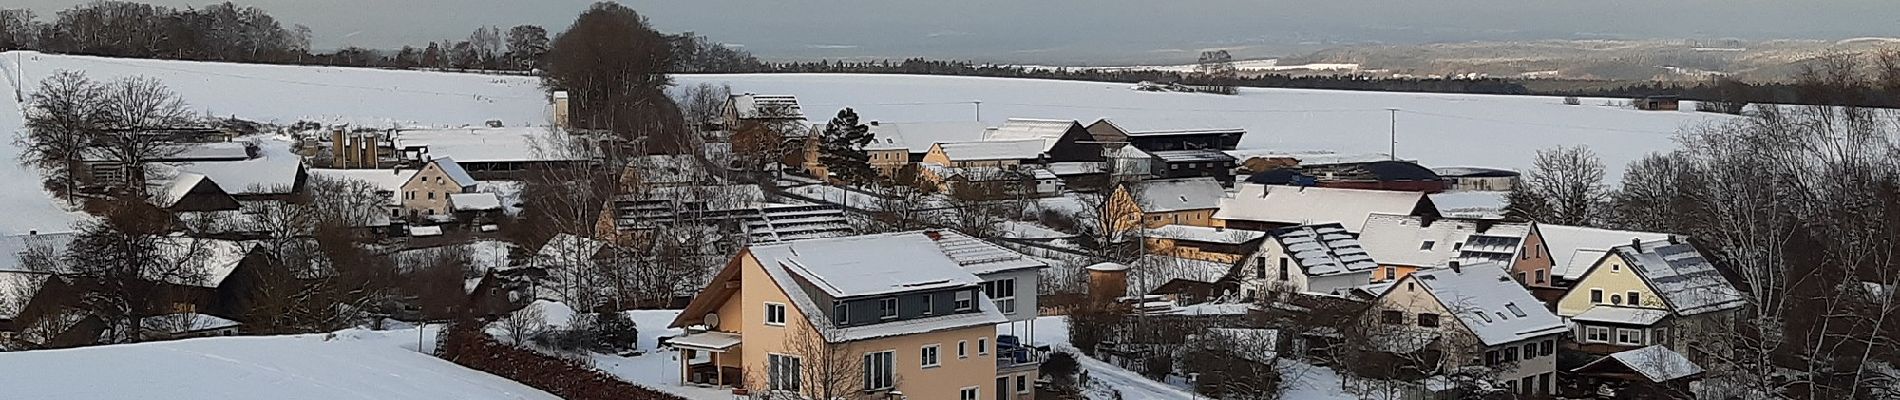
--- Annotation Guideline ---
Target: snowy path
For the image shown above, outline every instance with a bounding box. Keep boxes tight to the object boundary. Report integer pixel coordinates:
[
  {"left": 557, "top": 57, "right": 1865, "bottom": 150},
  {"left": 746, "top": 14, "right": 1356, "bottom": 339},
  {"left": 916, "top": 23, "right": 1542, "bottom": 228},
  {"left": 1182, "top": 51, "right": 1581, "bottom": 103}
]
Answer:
[{"left": 0, "top": 54, "right": 91, "bottom": 236}]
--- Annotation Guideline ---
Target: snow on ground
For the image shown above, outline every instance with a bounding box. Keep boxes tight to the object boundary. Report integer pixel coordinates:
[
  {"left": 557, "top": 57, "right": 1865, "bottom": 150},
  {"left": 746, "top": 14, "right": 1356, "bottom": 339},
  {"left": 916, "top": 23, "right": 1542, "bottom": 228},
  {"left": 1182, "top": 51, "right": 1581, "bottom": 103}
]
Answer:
[
  {"left": 2, "top": 51, "right": 549, "bottom": 127},
  {"left": 999, "top": 220, "right": 1073, "bottom": 239},
  {"left": 0, "top": 326, "right": 559, "bottom": 400},
  {"left": 678, "top": 73, "right": 1736, "bottom": 180},
  {"left": 1019, "top": 315, "right": 1360, "bottom": 400}
]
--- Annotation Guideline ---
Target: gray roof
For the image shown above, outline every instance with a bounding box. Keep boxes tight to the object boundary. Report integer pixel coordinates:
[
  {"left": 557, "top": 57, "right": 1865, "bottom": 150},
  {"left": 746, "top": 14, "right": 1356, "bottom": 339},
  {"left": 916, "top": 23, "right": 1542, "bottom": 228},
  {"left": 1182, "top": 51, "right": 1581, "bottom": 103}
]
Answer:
[
  {"left": 730, "top": 94, "right": 805, "bottom": 120},
  {"left": 1407, "top": 263, "right": 1568, "bottom": 346},
  {"left": 1125, "top": 177, "right": 1225, "bottom": 213},
  {"left": 1356, "top": 213, "right": 1530, "bottom": 268},
  {"left": 1572, "top": 305, "right": 1670, "bottom": 326},
  {"left": 1580, "top": 345, "right": 1704, "bottom": 382},
  {"left": 1539, "top": 224, "right": 1671, "bottom": 279},
  {"left": 749, "top": 232, "right": 1009, "bottom": 342},
  {"left": 431, "top": 157, "right": 477, "bottom": 187},
  {"left": 1216, "top": 184, "right": 1432, "bottom": 233},
  {"left": 864, "top": 121, "right": 990, "bottom": 152},
  {"left": 928, "top": 230, "right": 1047, "bottom": 276},
  {"left": 933, "top": 139, "right": 1046, "bottom": 161},
  {"left": 1608, "top": 240, "right": 1745, "bottom": 316},
  {"left": 1266, "top": 223, "right": 1378, "bottom": 276},
  {"left": 982, "top": 118, "right": 1076, "bottom": 152}
]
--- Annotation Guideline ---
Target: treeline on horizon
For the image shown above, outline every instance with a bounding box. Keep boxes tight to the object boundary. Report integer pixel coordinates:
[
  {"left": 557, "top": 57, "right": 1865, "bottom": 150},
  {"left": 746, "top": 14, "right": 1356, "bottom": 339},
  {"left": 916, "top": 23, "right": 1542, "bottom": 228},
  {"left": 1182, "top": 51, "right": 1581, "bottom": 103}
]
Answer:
[{"left": 3, "top": 1, "right": 1897, "bottom": 108}]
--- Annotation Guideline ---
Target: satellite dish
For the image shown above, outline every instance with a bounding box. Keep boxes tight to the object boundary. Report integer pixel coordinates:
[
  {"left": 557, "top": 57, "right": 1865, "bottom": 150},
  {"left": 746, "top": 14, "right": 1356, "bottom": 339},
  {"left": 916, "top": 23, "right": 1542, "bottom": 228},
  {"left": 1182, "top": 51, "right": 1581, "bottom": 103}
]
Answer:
[{"left": 703, "top": 313, "right": 721, "bottom": 328}]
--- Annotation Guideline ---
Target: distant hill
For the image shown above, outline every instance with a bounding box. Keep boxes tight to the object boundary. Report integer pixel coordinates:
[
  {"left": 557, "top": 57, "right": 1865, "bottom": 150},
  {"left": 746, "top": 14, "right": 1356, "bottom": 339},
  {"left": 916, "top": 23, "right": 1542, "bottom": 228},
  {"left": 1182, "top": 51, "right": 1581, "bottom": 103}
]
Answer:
[{"left": 1269, "top": 38, "right": 1900, "bottom": 81}]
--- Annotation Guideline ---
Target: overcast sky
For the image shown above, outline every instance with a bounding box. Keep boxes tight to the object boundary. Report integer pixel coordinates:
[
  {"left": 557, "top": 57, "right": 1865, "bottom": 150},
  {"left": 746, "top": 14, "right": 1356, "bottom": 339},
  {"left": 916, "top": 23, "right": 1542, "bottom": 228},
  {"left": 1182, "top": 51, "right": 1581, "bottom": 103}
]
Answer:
[{"left": 14, "top": 0, "right": 1900, "bottom": 64}]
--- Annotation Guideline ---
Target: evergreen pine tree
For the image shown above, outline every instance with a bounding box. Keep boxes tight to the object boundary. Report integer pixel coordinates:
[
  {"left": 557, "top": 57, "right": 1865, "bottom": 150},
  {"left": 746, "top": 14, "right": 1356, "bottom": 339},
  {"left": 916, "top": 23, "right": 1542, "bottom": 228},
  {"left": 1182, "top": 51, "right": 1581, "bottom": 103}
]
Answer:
[{"left": 818, "top": 108, "right": 876, "bottom": 185}]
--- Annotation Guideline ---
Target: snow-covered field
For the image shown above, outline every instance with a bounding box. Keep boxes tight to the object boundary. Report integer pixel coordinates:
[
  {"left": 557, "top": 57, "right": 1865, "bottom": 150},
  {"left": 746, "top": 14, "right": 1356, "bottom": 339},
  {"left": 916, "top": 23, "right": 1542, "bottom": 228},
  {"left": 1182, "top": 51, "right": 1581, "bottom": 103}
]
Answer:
[
  {"left": 0, "top": 327, "right": 559, "bottom": 400},
  {"left": 678, "top": 73, "right": 1735, "bottom": 180}
]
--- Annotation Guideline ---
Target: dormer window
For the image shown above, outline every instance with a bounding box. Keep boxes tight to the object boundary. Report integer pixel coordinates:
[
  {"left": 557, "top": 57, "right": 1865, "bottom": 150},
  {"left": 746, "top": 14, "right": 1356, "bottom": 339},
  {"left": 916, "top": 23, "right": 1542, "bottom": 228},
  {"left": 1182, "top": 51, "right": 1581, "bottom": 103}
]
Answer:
[
  {"left": 954, "top": 291, "right": 973, "bottom": 311},
  {"left": 1420, "top": 241, "right": 1435, "bottom": 250},
  {"left": 879, "top": 298, "right": 898, "bottom": 319}
]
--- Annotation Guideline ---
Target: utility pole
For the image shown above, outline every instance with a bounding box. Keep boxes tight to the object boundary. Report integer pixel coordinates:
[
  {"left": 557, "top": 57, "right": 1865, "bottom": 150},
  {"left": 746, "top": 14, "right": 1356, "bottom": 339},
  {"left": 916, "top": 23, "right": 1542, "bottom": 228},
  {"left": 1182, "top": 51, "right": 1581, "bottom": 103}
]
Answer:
[
  {"left": 973, "top": 100, "right": 982, "bottom": 122},
  {"left": 1386, "top": 108, "right": 1400, "bottom": 161}
]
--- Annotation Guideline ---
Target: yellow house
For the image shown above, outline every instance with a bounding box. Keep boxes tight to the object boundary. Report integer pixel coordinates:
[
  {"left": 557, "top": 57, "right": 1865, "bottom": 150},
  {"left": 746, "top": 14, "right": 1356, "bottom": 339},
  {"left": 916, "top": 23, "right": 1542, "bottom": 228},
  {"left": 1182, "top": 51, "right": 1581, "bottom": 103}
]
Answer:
[
  {"left": 399, "top": 157, "right": 476, "bottom": 219},
  {"left": 669, "top": 232, "right": 1039, "bottom": 400},
  {"left": 1372, "top": 262, "right": 1568, "bottom": 396},
  {"left": 1104, "top": 177, "right": 1225, "bottom": 238},
  {"left": 1555, "top": 239, "right": 1743, "bottom": 361}
]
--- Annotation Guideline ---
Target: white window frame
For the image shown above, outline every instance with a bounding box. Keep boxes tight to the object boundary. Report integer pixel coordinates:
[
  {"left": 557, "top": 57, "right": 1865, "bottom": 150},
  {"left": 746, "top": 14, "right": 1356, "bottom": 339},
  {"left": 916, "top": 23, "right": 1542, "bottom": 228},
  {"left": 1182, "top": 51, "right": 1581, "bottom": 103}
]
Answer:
[
  {"left": 984, "top": 278, "right": 1018, "bottom": 315},
  {"left": 1017, "top": 374, "right": 1030, "bottom": 393},
  {"left": 1585, "top": 326, "right": 1611, "bottom": 343},
  {"left": 958, "top": 340, "right": 968, "bottom": 358},
  {"left": 978, "top": 337, "right": 989, "bottom": 355},
  {"left": 1615, "top": 328, "right": 1644, "bottom": 346},
  {"left": 864, "top": 350, "right": 895, "bottom": 390},
  {"left": 767, "top": 353, "right": 802, "bottom": 392},
  {"left": 959, "top": 386, "right": 980, "bottom": 400},
  {"left": 764, "top": 302, "right": 786, "bottom": 326},
  {"left": 954, "top": 290, "right": 973, "bottom": 311},
  {"left": 879, "top": 298, "right": 898, "bottom": 319},
  {"left": 921, "top": 344, "right": 941, "bottom": 368}
]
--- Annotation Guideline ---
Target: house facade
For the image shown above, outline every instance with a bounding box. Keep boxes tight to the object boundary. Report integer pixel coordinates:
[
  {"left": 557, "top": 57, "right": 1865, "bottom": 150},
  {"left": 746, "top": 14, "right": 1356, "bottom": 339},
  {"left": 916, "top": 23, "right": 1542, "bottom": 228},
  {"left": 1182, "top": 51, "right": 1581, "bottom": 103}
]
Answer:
[
  {"left": 1537, "top": 224, "right": 1671, "bottom": 289},
  {"left": 1373, "top": 263, "right": 1568, "bottom": 396},
  {"left": 399, "top": 157, "right": 477, "bottom": 219},
  {"left": 1235, "top": 223, "right": 1378, "bottom": 300},
  {"left": 1555, "top": 239, "right": 1743, "bottom": 364},
  {"left": 668, "top": 231, "right": 1038, "bottom": 400},
  {"left": 1214, "top": 184, "right": 1440, "bottom": 233},
  {"left": 1355, "top": 214, "right": 1542, "bottom": 284},
  {"left": 1103, "top": 177, "right": 1225, "bottom": 237},
  {"left": 1141, "top": 225, "right": 1264, "bottom": 264}
]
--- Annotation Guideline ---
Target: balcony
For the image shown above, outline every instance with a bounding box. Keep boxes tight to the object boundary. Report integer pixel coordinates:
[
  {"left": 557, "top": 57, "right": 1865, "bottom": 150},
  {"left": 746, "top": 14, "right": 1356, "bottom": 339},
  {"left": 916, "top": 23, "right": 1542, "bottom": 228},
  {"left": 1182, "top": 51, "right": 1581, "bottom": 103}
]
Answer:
[{"left": 996, "top": 335, "right": 1046, "bottom": 372}]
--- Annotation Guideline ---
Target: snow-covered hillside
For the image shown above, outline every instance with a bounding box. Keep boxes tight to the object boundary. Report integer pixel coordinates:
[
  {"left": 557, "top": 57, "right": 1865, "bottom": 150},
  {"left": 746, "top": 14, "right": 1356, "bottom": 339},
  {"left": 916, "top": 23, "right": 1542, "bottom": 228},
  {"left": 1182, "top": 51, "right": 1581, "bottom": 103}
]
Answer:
[
  {"left": 677, "top": 74, "right": 1735, "bottom": 179},
  {"left": 0, "top": 328, "right": 560, "bottom": 400}
]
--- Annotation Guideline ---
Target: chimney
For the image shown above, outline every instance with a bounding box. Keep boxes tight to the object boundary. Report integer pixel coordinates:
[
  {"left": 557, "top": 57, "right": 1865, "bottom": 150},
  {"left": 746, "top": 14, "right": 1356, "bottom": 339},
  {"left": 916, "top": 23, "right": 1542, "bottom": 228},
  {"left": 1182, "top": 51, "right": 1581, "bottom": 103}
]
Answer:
[
  {"left": 1668, "top": 235, "right": 1679, "bottom": 245},
  {"left": 1631, "top": 238, "right": 1642, "bottom": 249},
  {"left": 923, "top": 230, "right": 943, "bottom": 241},
  {"left": 1449, "top": 260, "right": 1462, "bottom": 273},
  {"left": 28, "top": 230, "right": 37, "bottom": 236}
]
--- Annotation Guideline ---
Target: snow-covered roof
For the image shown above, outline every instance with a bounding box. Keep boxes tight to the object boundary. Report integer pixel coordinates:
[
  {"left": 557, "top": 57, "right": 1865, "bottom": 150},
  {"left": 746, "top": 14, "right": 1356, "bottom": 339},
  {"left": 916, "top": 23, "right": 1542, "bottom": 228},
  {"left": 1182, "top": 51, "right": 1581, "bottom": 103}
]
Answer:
[
  {"left": 0, "top": 232, "right": 76, "bottom": 273},
  {"left": 864, "top": 121, "right": 990, "bottom": 152},
  {"left": 1086, "top": 262, "right": 1130, "bottom": 272},
  {"left": 1431, "top": 166, "right": 1519, "bottom": 178},
  {"left": 1356, "top": 213, "right": 1529, "bottom": 268},
  {"left": 1215, "top": 184, "right": 1432, "bottom": 233},
  {"left": 395, "top": 127, "right": 589, "bottom": 163},
  {"left": 1150, "top": 149, "right": 1236, "bottom": 163},
  {"left": 933, "top": 139, "right": 1045, "bottom": 161},
  {"left": 408, "top": 226, "right": 443, "bottom": 237},
  {"left": 745, "top": 204, "right": 856, "bottom": 244},
  {"left": 1223, "top": 150, "right": 1394, "bottom": 166},
  {"left": 149, "top": 238, "right": 253, "bottom": 288},
  {"left": 1046, "top": 162, "right": 1104, "bottom": 176},
  {"left": 1429, "top": 191, "right": 1509, "bottom": 219},
  {"left": 1608, "top": 240, "right": 1744, "bottom": 316},
  {"left": 159, "top": 139, "right": 304, "bottom": 196},
  {"left": 746, "top": 231, "right": 1009, "bottom": 342},
  {"left": 154, "top": 173, "right": 214, "bottom": 208},
  {"left": 535, "top": 233, "right": 609, "bottom": 262},
  {"left": 669, "top": 331, "right": 743, "bottom": 350},
  {"left": 1579, "top": 345, "right": 1704, "bottom": 382},
  {"left": 0, "top": 271, "right": 51, "bottom": 320},
  {"left": 429, "top": 157, "right": 478, "bottom": 187},
  {"left": 1572, "top": 305, "right": 1670, "bottom": 326},
  {"left": 982, "top": 118, "right": 1076, "bottom": 152},
  {"left": 1266, "top": 223, "right": 1378, "bottom": 277},
  {"left": 1129, "top": 255, "right": 1233, "bottom": 295},
  {"left": 755, "top": 232, "right": 985, "bottom": 299},
  {"left": 927, "top": 230, "right": 1047, "bottom": 275},
  {"left": 163, "top": 142, "right": 252, "bottom": 161},
  {"left": 1540, "top": 224, "right": 1671, "bottom": 279},
  {"left": 448, "top": 192, "right": 502, "bottom": 211},
  {"left": 308, "top": 168, "right": 415, "bottom": 205},
  {"left": 1146, "top": 225, "right": 1265, "bottom": 244},
  {"left": 1406, "top": 263, "right": 1567, "bottom": 347},
  {"left": 1124, "top": 177, "right": 1225, "bottom": 213},
  {"left": 1097, "top": 118, "right": 1247, "bottom": 138},
  {"left": 729, "top": 94, "right": 805, "bottom": 120},
  {"left": 625, "top": 154, "right": 712, "bottom": 184},
  {"left": 141, "top": 313, "right": 242, "bottom": 334}
]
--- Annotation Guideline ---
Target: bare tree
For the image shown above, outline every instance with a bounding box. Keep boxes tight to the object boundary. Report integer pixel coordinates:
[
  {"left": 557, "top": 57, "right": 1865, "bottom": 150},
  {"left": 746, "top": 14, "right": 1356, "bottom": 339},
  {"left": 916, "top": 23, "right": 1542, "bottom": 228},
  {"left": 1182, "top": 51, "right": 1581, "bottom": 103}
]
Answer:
[
  {"left": 50, "top": 200, "right": 221, "bottom": 343},
  {"left": 1182, "top": 328, "right": 1286, "bottom": 400},
  {"left": 1611, "top": 152, "right": 1701, "bottom": 232},
  {"left": 759, "top": 320, "right": 874, "bottom": 400},
  {"left": 20, "top": 70, "right": 107, "bottom": 202},
  {"left": 94, "top": 76, "right": 193, "bottom": 196},
  {"left": 1523, "top": 145, "right": 1609, "bottom": 226},
  {"left": 671, "top": 82, "right": 730, "bottom": 135},
  {"left": 494, "top": 302, "right": 548, "bottom": 344}
]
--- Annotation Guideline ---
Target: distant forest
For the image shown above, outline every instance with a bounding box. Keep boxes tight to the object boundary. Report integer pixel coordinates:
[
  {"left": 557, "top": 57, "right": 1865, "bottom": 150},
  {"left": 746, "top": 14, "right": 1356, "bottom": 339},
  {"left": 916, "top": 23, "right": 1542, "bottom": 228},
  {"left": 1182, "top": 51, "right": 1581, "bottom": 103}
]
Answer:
[{"left": 3, "top": 1, "right": 1896, "bottom": 108}]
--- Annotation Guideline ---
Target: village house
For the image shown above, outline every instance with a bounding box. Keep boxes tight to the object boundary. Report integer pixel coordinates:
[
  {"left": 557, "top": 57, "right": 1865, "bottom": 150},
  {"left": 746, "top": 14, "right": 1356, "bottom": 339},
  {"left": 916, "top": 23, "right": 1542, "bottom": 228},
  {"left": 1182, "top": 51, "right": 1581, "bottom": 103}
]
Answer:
[
  {"left": 1103, "top": 177, "right": 1226, "bottom": 238},
  {"left": 1370, "top": 262, "right": 1569, "bottom": 397},
  {"left": 981, "top": 118, "right": 1102, "bottom": 163},
  {"left": 399, "top": 157, "right": 478, "bottom": 220},
  {"left": 724, "top": 94, "right": 809, "bottom": 172},
  {"left": 594, "top": 183, "right": 768, "bottom": 242},
  {"left": 723, "top": 93, "right": 806, "bottom": 133},
  {"left": 1536, "top": 224, "right": 1671, "bottom": 289},
  {"left": 620, "top": 154, "right": 719, "bottom": 189},
  {"left": 1432, "top": 166, "right": 1520, "bottom": 192},
  {"left": 1142, "top": 225, "right": 1265, "bottom": 264},
  {"left": 917, "top": 140, "right": 1048, "bottom": 198},
  {"left": 667, "top": 231, "right": 1040, "bottom": 400},
  {"left": 1567, "top": 344, "right": 1705, "bottom": 397},
  {"left": 1084, "top": 118, "right": 1245, "bottom": 152},
  {"left": 393, "top": 127, "right": 592, "bottom": 175},
  {"left": 1127, "top": 255, "right": 1237, "bottom": 305},
  {"left": 852, "top": 121, "right": 991, "bottom": 178},
  {"left": 1234, "top": 222, "right": 1379, "bottom": 299},
  {"left": 1554, "top": 239, "right": 1743, "bottom": 364},
  {"left": 1355, "top": 213, "right": 1543, "bottom": 284},
  {"left": 1214, "top": 184, "right": 1440, "bottom": 233}
]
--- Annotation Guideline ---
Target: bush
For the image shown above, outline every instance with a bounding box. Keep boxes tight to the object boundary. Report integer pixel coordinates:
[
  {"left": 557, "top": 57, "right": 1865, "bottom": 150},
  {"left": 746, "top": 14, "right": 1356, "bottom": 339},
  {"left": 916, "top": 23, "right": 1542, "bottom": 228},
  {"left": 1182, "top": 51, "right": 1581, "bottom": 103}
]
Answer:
[
  {"left": 1696, "top": 100, "right": 1747, "bottom": 115},
  {"left": 1043, "top": 351, "right": 1080, "bottom": 385},
  {"left": 591, "top": 311, "right": 639, "bottom": 353},
  {"left": 1562, "top": 96, "right": 1581, "bottom": 105}
]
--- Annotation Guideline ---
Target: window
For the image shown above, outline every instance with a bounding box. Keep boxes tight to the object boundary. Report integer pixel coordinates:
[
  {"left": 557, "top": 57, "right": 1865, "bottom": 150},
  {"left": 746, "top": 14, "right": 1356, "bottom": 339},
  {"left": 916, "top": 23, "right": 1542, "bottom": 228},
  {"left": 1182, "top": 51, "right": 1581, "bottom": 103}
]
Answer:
[
  {"left": 835, "top": 303, "right": 849, "bottom": 325},
  {"left": 1503, "top": 347, "right": 1518, "bottom": 362},
  {"left": 1535, "top": 269, "right": 1547, "bottom": 284},
  {"left": 1523, "top": 342, "right": 1537, "bottom": 359},
  {"left": 1585, "top": 326, "right": 1611, "bottom": 343},
  {"left": 1417, "top": 313, "right": 1440, "bottom": 328},
  {"left": 879, "top": 298, "right": 898, "bottom": 319},
  {"left": 1590, "top": 289, "right": 1604, "bottom": 303},
  {"left": 1628, "top": 291, "right": 1641, "bottom": 306},
  {"left": 1420, "top": 241, "right": 1435, "bottom": 250},
  {"left": 765, "top": 303, "right": 786, "bottom": 326},
  {"left": 955, "top": 291, "right": 973, "bottom": 311},
  {"left": 1539, "top": 372, "right": 1552, "bottom": 395},
  {"left": 1521, "top": 376, "right": 1535, "bottom": 395},
  {"left": 1017, "top": 375, "right": 1029, "bottom": 393},
  {"left": 921, "top": 344, "right": 941, "bottom": 368},
  {"left": 978, "top": 337, "right": 989, "bottom": 355},
  {"left": 1610, "top": 294, "right": 1623, "bottom": 305},
  {"left": 1541, "top": 340, "right": 1554, "bottom": 356},
  {"left": 1277, "top": 258, "right": 1289, "bottom": 281},
  {"left": 864, "top": 351, "right": 895, "bottom": 390},
  {"left": 959, "top": 387, "right": 979, "bottom": 400},
  {"left": 1254, "top": 259, "right": 1265, "bottom": 279},
  {"left": 1652, "top": 328, "right": 1669, "bottom": 345},
  {"left": 1453, "top": 242, "right": 1464, "bottom": 250},
  {"left": 1516, "top": 272, "right": 1527, "bottom": 283},
  {"left": 1612, "top": 262, "right": 1621, "bottom": 272},
  {"left": 1382, "top": 310, "right": 1404, "bottom": 324},
  {"left": 983, "top": 279, "right": 1018, "bottom": 314},
  {"left": 1485, "top": 350, "right": 1499, "bottom": 366},
  {"left": 1385, "top": 266, "right": 1398, "bottom": 281},
  {"left": 427, "top": 192, "right": 435, "bottom": 200},
  {"left": 921, "top": 295, "right": 934, "bottom": 315},
  {"left": 958, "top": 340, "right": 968, "bottom": 358},
  {"left": 768, "top": 354, "right": 802, "bottom": 392},
  {"left": 1616, "top": 328, "right": 1644, "bottom": 346}
]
